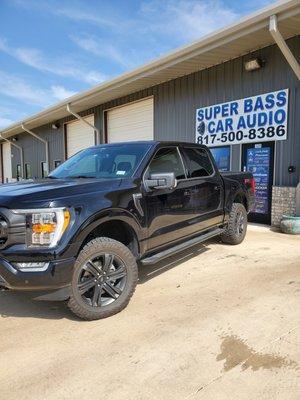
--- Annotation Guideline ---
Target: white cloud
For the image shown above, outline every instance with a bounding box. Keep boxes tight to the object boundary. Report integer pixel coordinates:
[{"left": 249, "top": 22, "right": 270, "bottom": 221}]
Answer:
[
  {"left": 50, "top": 85, "right": 76, "bottom": 101},
  {"left": 139, "top": 0, "right": 239, "bottom": 42},
  {"left": 0, "top": 70, "right": 76, "bottom": 107},
  {"left": 70, "top": 35, "right": 134, "bottom": 69},
  {"left": 0, "top": 38, "right": 106, "bottom": 85},
  {"left": 13, "top": 0, "right": 124, "bottom": 30},
  {"left": 0, "top": 116, "right": 15, "bottom": 129}
]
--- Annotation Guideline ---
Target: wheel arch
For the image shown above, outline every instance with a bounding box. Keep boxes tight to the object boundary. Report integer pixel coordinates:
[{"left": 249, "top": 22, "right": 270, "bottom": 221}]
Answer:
[
  {"left": 71, "top": 209, "right": 143, "bottom": 258},
  {"left": 232, "top": 191, "right": 249, "bottom": 212}
]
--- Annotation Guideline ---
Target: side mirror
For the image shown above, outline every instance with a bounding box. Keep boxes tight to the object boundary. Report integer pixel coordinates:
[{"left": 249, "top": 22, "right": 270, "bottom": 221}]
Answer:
[{"left": 144, "top": 172, "right": 176, "bottom": 191}]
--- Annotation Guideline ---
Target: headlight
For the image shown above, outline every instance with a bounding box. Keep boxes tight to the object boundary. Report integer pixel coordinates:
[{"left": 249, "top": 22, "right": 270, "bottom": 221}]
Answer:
[{"left": 12, "top": 208, "right": 71, "bottom": 248}]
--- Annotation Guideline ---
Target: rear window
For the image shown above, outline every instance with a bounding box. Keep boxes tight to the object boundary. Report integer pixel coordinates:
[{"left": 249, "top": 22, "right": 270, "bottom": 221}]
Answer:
[{"left": 182, "top": 147, "right": 214, "bottom": 178}]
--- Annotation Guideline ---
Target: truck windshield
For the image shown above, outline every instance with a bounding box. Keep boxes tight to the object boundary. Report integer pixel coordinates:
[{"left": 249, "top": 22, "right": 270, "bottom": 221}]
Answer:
[{"left": 49, "top": 143, "right": 152, "bottom": 179}]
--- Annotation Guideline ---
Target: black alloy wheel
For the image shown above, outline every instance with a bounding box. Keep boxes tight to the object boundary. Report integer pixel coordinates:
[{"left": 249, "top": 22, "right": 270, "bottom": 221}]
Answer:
[
  {"left": 68, "top": 237, "right": 138, "bottom": 320},
  {"left": 77, "top": 253, "right": 127, "bottom": 307}
]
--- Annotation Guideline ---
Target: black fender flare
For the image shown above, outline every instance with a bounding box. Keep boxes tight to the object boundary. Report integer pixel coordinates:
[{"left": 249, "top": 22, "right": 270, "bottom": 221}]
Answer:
[
  {"left": 226, "top": 189, "right": 248, "bottom": 215},
  {"left": 68, "top": 208, "right": 144, "bottom": 255}
]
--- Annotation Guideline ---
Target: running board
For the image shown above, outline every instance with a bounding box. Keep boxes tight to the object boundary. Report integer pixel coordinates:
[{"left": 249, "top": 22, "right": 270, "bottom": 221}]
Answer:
[{"left": 140, "top": 228, "right": 224, "bottom": 265}]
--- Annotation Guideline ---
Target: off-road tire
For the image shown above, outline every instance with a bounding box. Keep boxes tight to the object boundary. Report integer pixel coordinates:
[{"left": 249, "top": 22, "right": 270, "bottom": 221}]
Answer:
[
  {"left": 220, "top": 203, "right": 247, "bottom": 245},
  {"left": 68, "top": 237, "right": 138, "bottom": 320}
]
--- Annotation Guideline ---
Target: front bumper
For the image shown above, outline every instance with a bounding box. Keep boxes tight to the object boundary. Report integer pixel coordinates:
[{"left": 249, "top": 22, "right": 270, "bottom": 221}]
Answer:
[{"left": 0, "top": 257, "right": 75, "bottom": 291}]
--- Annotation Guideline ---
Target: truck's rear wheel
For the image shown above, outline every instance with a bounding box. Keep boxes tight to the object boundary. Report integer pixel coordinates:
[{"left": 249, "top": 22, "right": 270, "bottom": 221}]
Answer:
[
  {"left": 68, "top": 237, "right": 138, "bottom": 320},
  {"left": 221, "top": 203, "right": 247, "bottom": 245}
]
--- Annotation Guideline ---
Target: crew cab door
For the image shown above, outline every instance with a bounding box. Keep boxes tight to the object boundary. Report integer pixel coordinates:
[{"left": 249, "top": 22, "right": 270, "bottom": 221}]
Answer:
[
  {"left": 143, "top": 146, "right": 192, "bottom": 251},
  {"left": 180, "top": 146, "right": 224, "bottom": 231}
]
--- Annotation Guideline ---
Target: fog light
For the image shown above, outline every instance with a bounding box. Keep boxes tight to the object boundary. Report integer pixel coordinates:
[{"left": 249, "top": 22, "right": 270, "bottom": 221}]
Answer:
[{"left": 14, "top": 262, "right": 50, "bottom": 272}]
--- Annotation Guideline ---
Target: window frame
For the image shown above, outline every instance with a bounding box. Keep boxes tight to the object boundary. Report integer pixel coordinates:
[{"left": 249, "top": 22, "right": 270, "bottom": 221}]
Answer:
[
  {"left": 16, "top": 164, "right": 21, "bottom": 181},
  {"left": 54, "top": 160, "right": 61, "bottom": 169},
  {"left": 41, "top": 161, "right": 48, "bottom": 178},
  {"left": 179, "top": 146, "right": 216, "bottom": 180},
  {"left": 143, "top": 146, "right": 187, "bottom": 184},
  {"left": 25, "top": 163, "right": 31, "bottom": 179}
]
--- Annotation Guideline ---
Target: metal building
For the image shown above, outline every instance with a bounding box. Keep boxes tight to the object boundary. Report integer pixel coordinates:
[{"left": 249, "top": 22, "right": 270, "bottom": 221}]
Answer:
[{"left": 0, "top": 0, "right": 299, "bottom": 226}]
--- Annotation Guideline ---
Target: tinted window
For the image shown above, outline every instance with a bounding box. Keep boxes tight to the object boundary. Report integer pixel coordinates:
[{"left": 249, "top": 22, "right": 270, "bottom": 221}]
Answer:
[
  {"left": 49, "top": 143, "right": 151, "bottom": 179},
  {"left": 183, "top": 148, "right": 214, "bottom": 178},
  {"left": 147, "top": 147, "right": 185, "bottom": 180}
]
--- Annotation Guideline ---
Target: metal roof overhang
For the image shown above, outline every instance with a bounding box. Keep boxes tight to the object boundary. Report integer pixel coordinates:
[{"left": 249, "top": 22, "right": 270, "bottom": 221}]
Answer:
[{"left": 1, "top": 0, "right": 300, "bottom": 138}]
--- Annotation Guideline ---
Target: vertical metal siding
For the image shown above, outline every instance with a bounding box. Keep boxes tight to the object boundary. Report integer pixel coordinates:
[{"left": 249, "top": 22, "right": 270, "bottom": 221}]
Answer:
[
  {"left": 153, "top": 35, "right": 300, "bottom": 186},
  {"left": 9, "top": 36, "right": 299, "bottom": 185}
]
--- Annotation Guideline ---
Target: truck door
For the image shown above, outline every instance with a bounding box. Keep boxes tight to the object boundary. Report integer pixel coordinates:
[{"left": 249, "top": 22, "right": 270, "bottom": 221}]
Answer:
[
  {"left": 180, "top": 146, "right": 224, "bottom": 231},
  {"left": 144, "top": 146, "right": 194, "bottom": 251}
]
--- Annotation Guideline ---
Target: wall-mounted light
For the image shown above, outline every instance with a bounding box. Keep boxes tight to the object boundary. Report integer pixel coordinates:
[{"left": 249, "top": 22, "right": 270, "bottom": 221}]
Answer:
[
  {"left": 51, "top": 122, "right": 60, "bottom": 130},
  {"left": 12, "top": 137, "right": 18, "bottom": 142},
  {"left": 244, "top": 58, "right": 264, "bottom": 72}
]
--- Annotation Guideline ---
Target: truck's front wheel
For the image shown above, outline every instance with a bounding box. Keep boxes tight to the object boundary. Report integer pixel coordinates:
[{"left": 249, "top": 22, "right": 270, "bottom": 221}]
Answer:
[
  {"left": 220, "top": 203, "right": 247, "bottom": 245},
  {"left": 68, "top": 237, "right": 138, "bottom": 320}
]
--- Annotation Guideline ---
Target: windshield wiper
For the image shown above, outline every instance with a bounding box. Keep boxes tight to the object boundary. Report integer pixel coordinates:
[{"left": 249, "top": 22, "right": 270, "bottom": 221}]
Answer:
[{"left": 69, "top": 175, "right": 95, "bottom": 179}]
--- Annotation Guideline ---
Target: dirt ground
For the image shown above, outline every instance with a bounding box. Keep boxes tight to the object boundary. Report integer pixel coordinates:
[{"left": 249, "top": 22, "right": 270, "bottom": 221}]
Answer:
[{"left": 0, "top": 224, "right": 299, "bottom": 400}]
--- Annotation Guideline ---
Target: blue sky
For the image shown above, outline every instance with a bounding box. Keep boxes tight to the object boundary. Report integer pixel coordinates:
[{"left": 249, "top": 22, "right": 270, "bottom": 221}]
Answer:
[{"left": 0, "top": 0, "right": 275, "bottom": 128}]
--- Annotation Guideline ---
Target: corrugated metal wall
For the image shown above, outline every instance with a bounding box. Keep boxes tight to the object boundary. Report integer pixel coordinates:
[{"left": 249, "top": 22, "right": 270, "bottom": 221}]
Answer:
[
  {"left": 152, "top": 35, "right": 300, "bottom": 186},
  {"left": 10, "top": 35, "right": 300, "bottom": 186}
]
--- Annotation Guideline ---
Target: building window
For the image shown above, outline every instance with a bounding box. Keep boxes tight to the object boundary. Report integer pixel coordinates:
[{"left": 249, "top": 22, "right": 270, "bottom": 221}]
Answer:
[
  {"left": 54, "top": 160, "right": 61, "bottom": 169},
  {"left": 210, "top": 146, "right": 231, "bottom": 172},
  {"left": 25, "top": 163, "right": 31, "bottom": 179},
  {"left": 41, "top": 162, "right": 48, "bottom": 178},
  {"left": 16, "top": 164, "right": 21, "bottom": 181}
]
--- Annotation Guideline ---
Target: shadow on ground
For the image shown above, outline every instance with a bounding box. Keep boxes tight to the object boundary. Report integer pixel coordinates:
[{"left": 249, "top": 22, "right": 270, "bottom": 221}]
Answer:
[{"left": 0, "top": 239, "right": 217, "bottom": 321}]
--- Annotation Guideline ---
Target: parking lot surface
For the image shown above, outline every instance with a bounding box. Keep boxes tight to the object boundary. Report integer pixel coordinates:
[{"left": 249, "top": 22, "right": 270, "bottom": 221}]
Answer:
[{"left": 0, "top": 225, "right": 299, "bottom": 400}]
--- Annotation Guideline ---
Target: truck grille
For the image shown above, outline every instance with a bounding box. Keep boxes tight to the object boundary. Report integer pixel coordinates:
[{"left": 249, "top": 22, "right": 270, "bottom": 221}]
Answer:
[
  {"left": 0, "top": 216, "right": 8, "bottom": 245},
  {"left": 0, "top": 211, "right": 26, "bottom": 249}
]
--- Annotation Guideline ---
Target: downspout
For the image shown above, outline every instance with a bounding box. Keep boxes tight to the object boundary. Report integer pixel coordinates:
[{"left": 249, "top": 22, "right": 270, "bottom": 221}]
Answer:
[
  {"left": 269, "top": 15, "right": 300, "bottom": 80},
  {"left": 0, "top": 133, "right": 24, "bottom": 180},
  {"left": 66, "top": 103, "right": 100, "bottom": 145},
  {"left": 21, "top": 124, "right": 50, "bottom": 175}
]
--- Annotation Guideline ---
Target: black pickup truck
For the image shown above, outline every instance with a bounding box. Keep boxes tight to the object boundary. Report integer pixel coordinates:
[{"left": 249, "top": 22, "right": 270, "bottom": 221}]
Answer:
[{"left": 0, "top": 141, "right": 254, "bottom": 320}]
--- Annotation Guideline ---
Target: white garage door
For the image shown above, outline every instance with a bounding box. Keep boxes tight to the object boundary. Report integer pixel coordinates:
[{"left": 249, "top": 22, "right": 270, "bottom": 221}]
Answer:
[
  {"left": 66, "top": 115, "right": 95, "bottom": 158},
  {"left": 107, "top": 98, "right": 154, "bottom": 143},
  {"left": 2, "top": 142, "right": 12, "bottom": 183}
]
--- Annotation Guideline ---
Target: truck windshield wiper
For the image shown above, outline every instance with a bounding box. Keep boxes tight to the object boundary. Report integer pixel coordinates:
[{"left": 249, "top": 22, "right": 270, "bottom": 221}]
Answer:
[{"left": 69, "top": 175, "right": 95, "bottom": 179}]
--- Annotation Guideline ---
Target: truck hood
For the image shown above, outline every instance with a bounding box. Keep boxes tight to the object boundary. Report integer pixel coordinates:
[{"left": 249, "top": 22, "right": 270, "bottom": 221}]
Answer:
[{"left": 0, "top": 178, "right": 122, "bottom": 209}]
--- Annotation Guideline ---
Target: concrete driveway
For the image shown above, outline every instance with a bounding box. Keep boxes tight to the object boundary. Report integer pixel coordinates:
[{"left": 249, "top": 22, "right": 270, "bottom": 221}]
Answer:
[{"left": 0, "top": 225, "right": 299, "bottom": 400}]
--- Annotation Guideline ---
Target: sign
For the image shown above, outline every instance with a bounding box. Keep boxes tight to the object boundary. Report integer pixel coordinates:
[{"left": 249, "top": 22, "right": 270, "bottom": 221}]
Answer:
[
  {"left": 246, "top": 147, "right": 270, "bottom": 214},
  {"left": 196, "top": 89, "right": 288, "bottom": 146}
]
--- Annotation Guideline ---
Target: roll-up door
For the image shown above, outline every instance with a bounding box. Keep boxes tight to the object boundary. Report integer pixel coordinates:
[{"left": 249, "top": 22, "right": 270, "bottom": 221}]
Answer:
[
  {"left": 2, "top": 142, "right": 12, "bottom": 183},
  {"left": 66, "top": 115, "right": 95, "bottom": 158},
  {"left": 107, "top": 98, "right": 153, "bottom": 143}
]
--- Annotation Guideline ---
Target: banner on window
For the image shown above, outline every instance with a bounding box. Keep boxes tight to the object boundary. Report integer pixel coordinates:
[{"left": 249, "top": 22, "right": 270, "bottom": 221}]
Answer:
[{"left": 196, "top": 89, "right": 288, "bottom": 147}]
